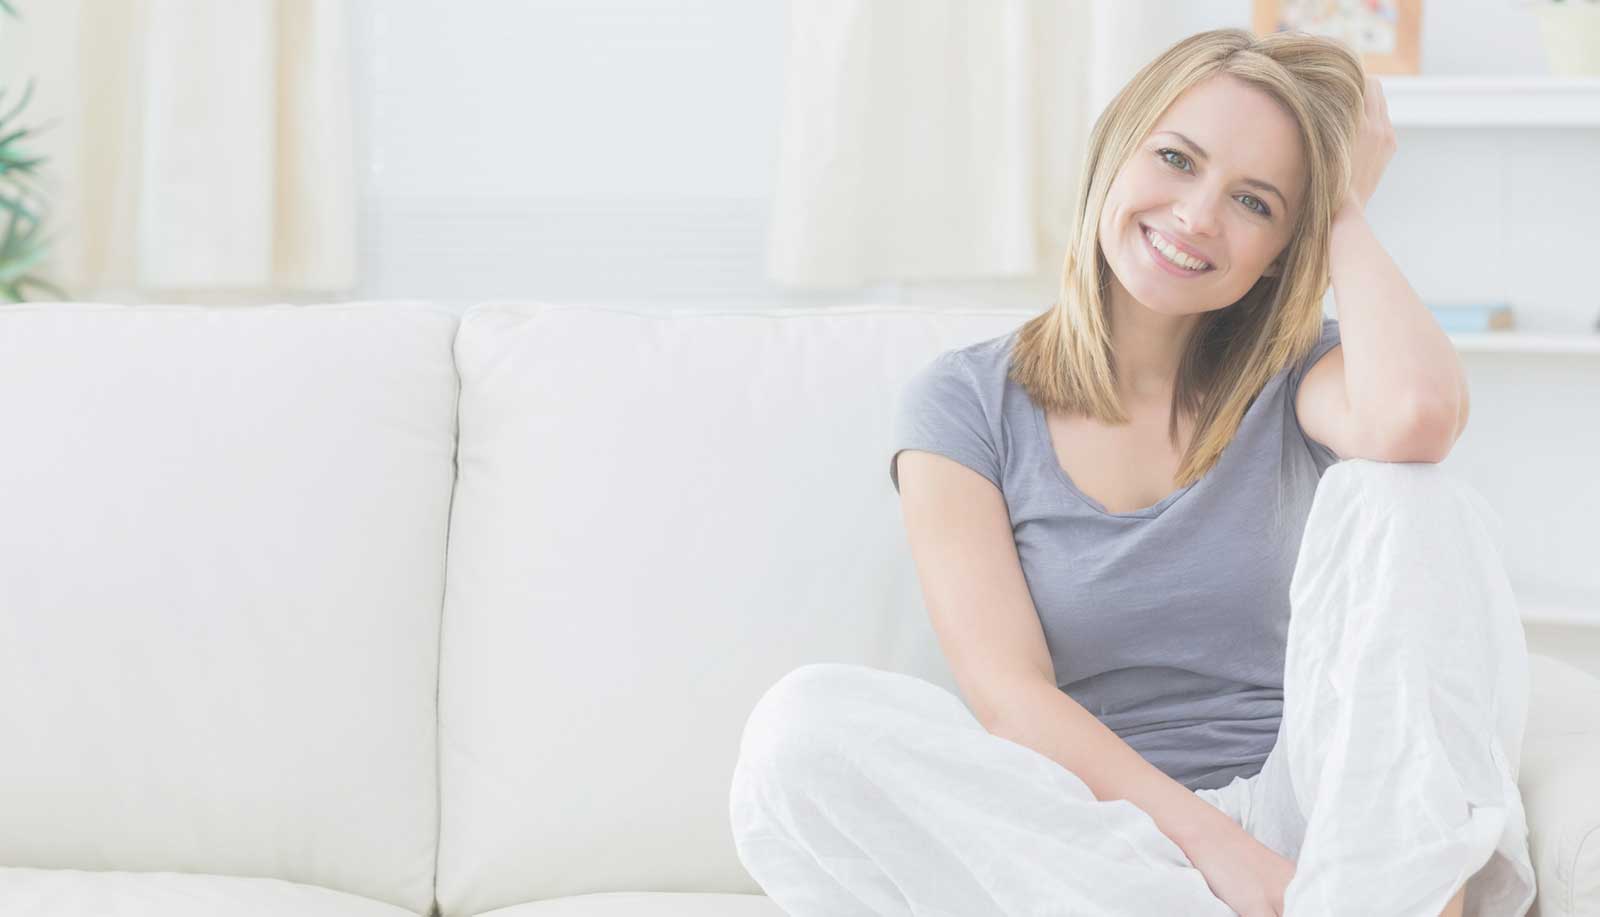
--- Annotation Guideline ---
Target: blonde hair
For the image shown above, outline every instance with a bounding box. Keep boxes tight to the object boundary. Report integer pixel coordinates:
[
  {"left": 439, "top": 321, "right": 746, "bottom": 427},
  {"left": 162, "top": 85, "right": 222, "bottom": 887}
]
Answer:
[{"left": 1009, "top": 27, "right": 1366, "bottom": 489}]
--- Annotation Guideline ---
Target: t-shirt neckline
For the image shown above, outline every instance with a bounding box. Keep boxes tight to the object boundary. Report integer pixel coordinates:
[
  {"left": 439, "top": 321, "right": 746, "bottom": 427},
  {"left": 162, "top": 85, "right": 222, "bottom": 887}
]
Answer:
[{"left": 1030, "top": 398, "right": 1199, "bottom": 520}]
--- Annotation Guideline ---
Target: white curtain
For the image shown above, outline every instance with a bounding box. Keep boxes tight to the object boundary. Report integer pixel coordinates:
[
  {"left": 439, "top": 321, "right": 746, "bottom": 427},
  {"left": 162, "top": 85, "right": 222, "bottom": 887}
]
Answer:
[
  {"left": 766, "top": 0, "right": 1194, "bottom": 289},
  {"left": 0, "top": 0, "right": 356, "bottom": 303}
]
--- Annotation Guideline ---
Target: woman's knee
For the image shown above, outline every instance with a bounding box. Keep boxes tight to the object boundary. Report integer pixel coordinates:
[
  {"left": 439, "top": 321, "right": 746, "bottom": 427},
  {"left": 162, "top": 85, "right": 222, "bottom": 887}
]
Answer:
[
  {"left": 1294, "top": 458, "right": 1518, "bottom": 640},
  {"left": 1302, "top": 459, "right": 1506, "bottom": 571},
  {"left": 736, "top": 663, "right": 882, "bottom": 781},
  {"left": 1314, "top": 459, "right": 1494, "bottom": 528}
]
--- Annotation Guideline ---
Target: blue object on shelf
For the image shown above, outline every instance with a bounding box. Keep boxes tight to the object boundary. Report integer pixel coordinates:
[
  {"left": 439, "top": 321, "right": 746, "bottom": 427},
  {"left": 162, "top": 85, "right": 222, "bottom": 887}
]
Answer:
[{"left": 1425, "top": 302, "right": 1514, "bottom": 333}]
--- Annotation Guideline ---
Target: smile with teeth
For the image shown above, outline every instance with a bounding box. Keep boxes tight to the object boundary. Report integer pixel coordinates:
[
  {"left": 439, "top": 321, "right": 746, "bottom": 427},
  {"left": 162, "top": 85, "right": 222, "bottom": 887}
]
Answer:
[{"left": 1144, "top": 226, "right": 1213, "bottom": 272}]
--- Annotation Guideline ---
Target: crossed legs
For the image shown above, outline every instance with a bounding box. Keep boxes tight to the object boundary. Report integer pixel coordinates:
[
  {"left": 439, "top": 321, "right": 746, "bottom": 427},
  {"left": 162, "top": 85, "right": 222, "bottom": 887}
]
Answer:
[{"left": 729, "top": 460, "right": 1536, "bottom": 915}]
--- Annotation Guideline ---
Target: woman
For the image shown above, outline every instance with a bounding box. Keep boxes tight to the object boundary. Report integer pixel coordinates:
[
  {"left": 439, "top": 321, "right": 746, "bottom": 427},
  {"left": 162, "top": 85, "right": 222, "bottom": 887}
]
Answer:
[{"left": 729, "top": 27, "right": 1534, "bottom": 917}]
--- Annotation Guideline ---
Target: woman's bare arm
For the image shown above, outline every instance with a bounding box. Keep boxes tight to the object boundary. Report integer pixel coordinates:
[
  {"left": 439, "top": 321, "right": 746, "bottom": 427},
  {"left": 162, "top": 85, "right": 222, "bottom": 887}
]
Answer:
[{"left": 893, "top": 449, "right": 1248, "bottom": 861}]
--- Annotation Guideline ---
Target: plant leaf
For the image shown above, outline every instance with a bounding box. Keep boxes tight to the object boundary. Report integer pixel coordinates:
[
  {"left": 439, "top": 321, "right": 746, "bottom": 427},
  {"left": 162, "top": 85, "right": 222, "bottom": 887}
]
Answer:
[
  {"left": 6, "top": 273, "right": 68, "bottom": 302},
  {"left": 0, "top": 193, "right": 37, "bottom": 223},
  {"left": 29, "top": 275, "right": 66, "bottom": 299},
  {"left": 0, "top": 77, "right": 34, "bottom": 128},
  {"left": 0, "top": 202, "right": 46, "bottom": 272},
  {"left": 0, "top": 246, "right": 50, "bottom": 285}
]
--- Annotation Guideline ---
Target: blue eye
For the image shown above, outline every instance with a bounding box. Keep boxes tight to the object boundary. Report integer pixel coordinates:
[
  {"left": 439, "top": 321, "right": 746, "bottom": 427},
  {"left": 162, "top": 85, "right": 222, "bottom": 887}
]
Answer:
[{"left": 1155, "top": 148, "right": 1272, "bottom": 217}]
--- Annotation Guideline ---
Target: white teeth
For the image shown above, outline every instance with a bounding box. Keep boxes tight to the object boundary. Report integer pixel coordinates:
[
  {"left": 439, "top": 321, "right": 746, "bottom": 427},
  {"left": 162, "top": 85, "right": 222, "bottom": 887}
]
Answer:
[{"left": 1145, "top": 228, "right": 1210, "bottom": 271}]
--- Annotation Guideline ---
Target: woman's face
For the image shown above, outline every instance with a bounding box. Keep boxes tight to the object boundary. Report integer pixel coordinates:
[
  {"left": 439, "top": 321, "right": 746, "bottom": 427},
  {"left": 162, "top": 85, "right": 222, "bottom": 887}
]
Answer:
[{"left": 1098, "top": 73, "right": 1307, "bottom": 318}]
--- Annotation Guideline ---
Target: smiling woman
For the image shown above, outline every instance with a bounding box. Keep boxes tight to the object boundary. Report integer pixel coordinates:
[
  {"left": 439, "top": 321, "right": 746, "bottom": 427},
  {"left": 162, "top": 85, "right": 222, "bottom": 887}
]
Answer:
[
  {"left": 737, "top": 26, "right": 1532, "bottom": 917},
  {"left": 1016, "top": 61, "right": 1335, "bottom": 476}
]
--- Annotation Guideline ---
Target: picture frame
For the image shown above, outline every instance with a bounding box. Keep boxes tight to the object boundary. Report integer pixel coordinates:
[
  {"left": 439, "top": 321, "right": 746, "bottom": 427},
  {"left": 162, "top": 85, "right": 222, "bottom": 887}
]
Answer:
[{"left": 1251, "top": 0, "right": 1423, "bottom": 74}]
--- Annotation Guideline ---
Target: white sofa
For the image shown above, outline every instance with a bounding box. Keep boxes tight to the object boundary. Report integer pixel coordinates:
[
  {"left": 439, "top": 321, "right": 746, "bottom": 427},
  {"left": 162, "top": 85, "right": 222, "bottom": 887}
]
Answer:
[{"left": 0, "top": 300, "right": 1595, "bottom": 916}]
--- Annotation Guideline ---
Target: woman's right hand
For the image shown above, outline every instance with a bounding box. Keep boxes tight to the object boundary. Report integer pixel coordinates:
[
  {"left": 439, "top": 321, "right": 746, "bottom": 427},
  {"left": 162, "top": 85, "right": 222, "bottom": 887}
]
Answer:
[{"left": 1185, "top": 824, "right": 1297, "bottom": 917}]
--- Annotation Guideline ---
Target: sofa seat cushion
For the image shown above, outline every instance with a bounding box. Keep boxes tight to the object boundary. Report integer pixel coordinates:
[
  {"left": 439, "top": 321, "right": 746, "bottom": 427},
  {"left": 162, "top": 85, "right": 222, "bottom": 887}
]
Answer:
[
  {"left": 1521, "top": 652, "right": 1600, "bottom": 916},
  {"left": 474, "top": 891, "right": 783, "bottom": 916},
  {"left": 0, "top": 867, "right": 422, "bottom": 916}
]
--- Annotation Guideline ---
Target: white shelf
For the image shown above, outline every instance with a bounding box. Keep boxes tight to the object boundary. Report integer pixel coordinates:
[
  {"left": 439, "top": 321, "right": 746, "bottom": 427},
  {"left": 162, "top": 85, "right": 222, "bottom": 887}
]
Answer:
[
  {"left": 1379, "top": 75, "right": 1600, "bottom": 127},
  {"left": 1448, "top": 331, "right": 1600, "bottom": 354}
]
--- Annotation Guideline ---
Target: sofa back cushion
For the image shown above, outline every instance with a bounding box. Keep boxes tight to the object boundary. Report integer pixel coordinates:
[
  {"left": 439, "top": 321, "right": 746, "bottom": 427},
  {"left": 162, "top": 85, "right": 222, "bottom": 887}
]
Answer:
[
  {"left": 0, "top": 302, "right": 457, "bottom": 914},
  {"left": 436, "top": 302, "right": 1031, "bottom": 914}
]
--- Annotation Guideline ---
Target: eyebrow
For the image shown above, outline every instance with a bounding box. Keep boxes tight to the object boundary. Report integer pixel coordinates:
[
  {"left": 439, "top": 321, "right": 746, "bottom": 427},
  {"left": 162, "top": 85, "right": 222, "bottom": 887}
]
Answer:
[{"left": 1154, "top": 130, "right": 1287, "bottom": 210}]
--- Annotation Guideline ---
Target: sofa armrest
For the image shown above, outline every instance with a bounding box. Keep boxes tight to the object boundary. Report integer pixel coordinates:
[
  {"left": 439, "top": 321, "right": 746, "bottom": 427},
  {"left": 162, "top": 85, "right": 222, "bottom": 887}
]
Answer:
[{"left": 1520, "top": 652, "right": 1600, "bottom": 916}]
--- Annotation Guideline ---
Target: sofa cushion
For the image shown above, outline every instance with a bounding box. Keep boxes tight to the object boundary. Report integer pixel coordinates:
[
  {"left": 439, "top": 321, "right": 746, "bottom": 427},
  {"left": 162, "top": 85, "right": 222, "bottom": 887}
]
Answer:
[
  {"left": 436, "top": 302, "right": 1027, "bottom": 914},
  {"left": 474, "top": 891, "right": 783, "bottom": 917},
  {"left": 1521, "top": 652, "right": 1600, "bottom": 916},
  {"left": 0, "top": 867, "right": 418, "bottom": 917},
  {"left": 0, "top": 302, "right": 457, "bottom": 914}
]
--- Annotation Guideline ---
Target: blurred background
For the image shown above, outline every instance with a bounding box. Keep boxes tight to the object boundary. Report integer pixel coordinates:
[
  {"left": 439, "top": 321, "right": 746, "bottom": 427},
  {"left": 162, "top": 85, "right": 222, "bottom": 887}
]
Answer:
[{"left": 1, "top": 0, "right": 1597, "bottom": 671}]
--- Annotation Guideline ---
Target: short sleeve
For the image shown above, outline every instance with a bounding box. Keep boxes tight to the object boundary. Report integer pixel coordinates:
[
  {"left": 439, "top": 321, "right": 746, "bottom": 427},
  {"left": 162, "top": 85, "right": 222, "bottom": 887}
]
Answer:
[
  {"left": 889, "top": 351, "right": 1003, "bottom": 494},
  {"left": 1287, "top": 317, "right": 1342, "bottom": 465}
]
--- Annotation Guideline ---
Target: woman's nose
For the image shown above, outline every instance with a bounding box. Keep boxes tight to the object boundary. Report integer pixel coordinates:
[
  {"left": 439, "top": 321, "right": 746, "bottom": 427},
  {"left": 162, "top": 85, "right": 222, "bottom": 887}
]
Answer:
[{"left": 1172, "top": 189, "right": 1223, "bottom": 236}]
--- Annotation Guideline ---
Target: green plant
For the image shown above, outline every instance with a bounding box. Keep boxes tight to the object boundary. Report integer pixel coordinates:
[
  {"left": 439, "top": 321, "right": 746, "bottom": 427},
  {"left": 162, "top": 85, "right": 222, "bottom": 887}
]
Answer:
[{"left": 0, "top": 1, "right": 68, "bottom": 302}]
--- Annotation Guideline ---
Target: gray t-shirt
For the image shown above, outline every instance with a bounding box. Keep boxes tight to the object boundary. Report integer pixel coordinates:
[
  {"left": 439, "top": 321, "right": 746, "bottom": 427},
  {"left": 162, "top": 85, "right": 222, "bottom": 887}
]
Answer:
[{"left": 890, "top": 317, "right": 1343, "bottom": 791}]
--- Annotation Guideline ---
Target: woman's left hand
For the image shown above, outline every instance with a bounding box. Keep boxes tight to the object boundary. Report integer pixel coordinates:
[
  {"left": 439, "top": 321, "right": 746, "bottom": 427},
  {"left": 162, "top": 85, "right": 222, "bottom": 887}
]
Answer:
[{"left": 1339, "top": 75, "right": 1397, "bottom": 220}]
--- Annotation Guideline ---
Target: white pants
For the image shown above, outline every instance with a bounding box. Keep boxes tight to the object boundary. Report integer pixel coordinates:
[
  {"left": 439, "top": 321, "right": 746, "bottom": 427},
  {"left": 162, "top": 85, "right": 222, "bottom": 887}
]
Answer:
[{"left": 729, "top": 460, "right": 1537, "bottom": 916}]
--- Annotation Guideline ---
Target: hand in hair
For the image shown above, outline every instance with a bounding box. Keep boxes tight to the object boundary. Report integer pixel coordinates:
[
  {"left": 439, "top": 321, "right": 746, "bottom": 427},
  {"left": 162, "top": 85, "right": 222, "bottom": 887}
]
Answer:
[{"left": 1339, "top": 74, "right": 1397, "bottom": 219}]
